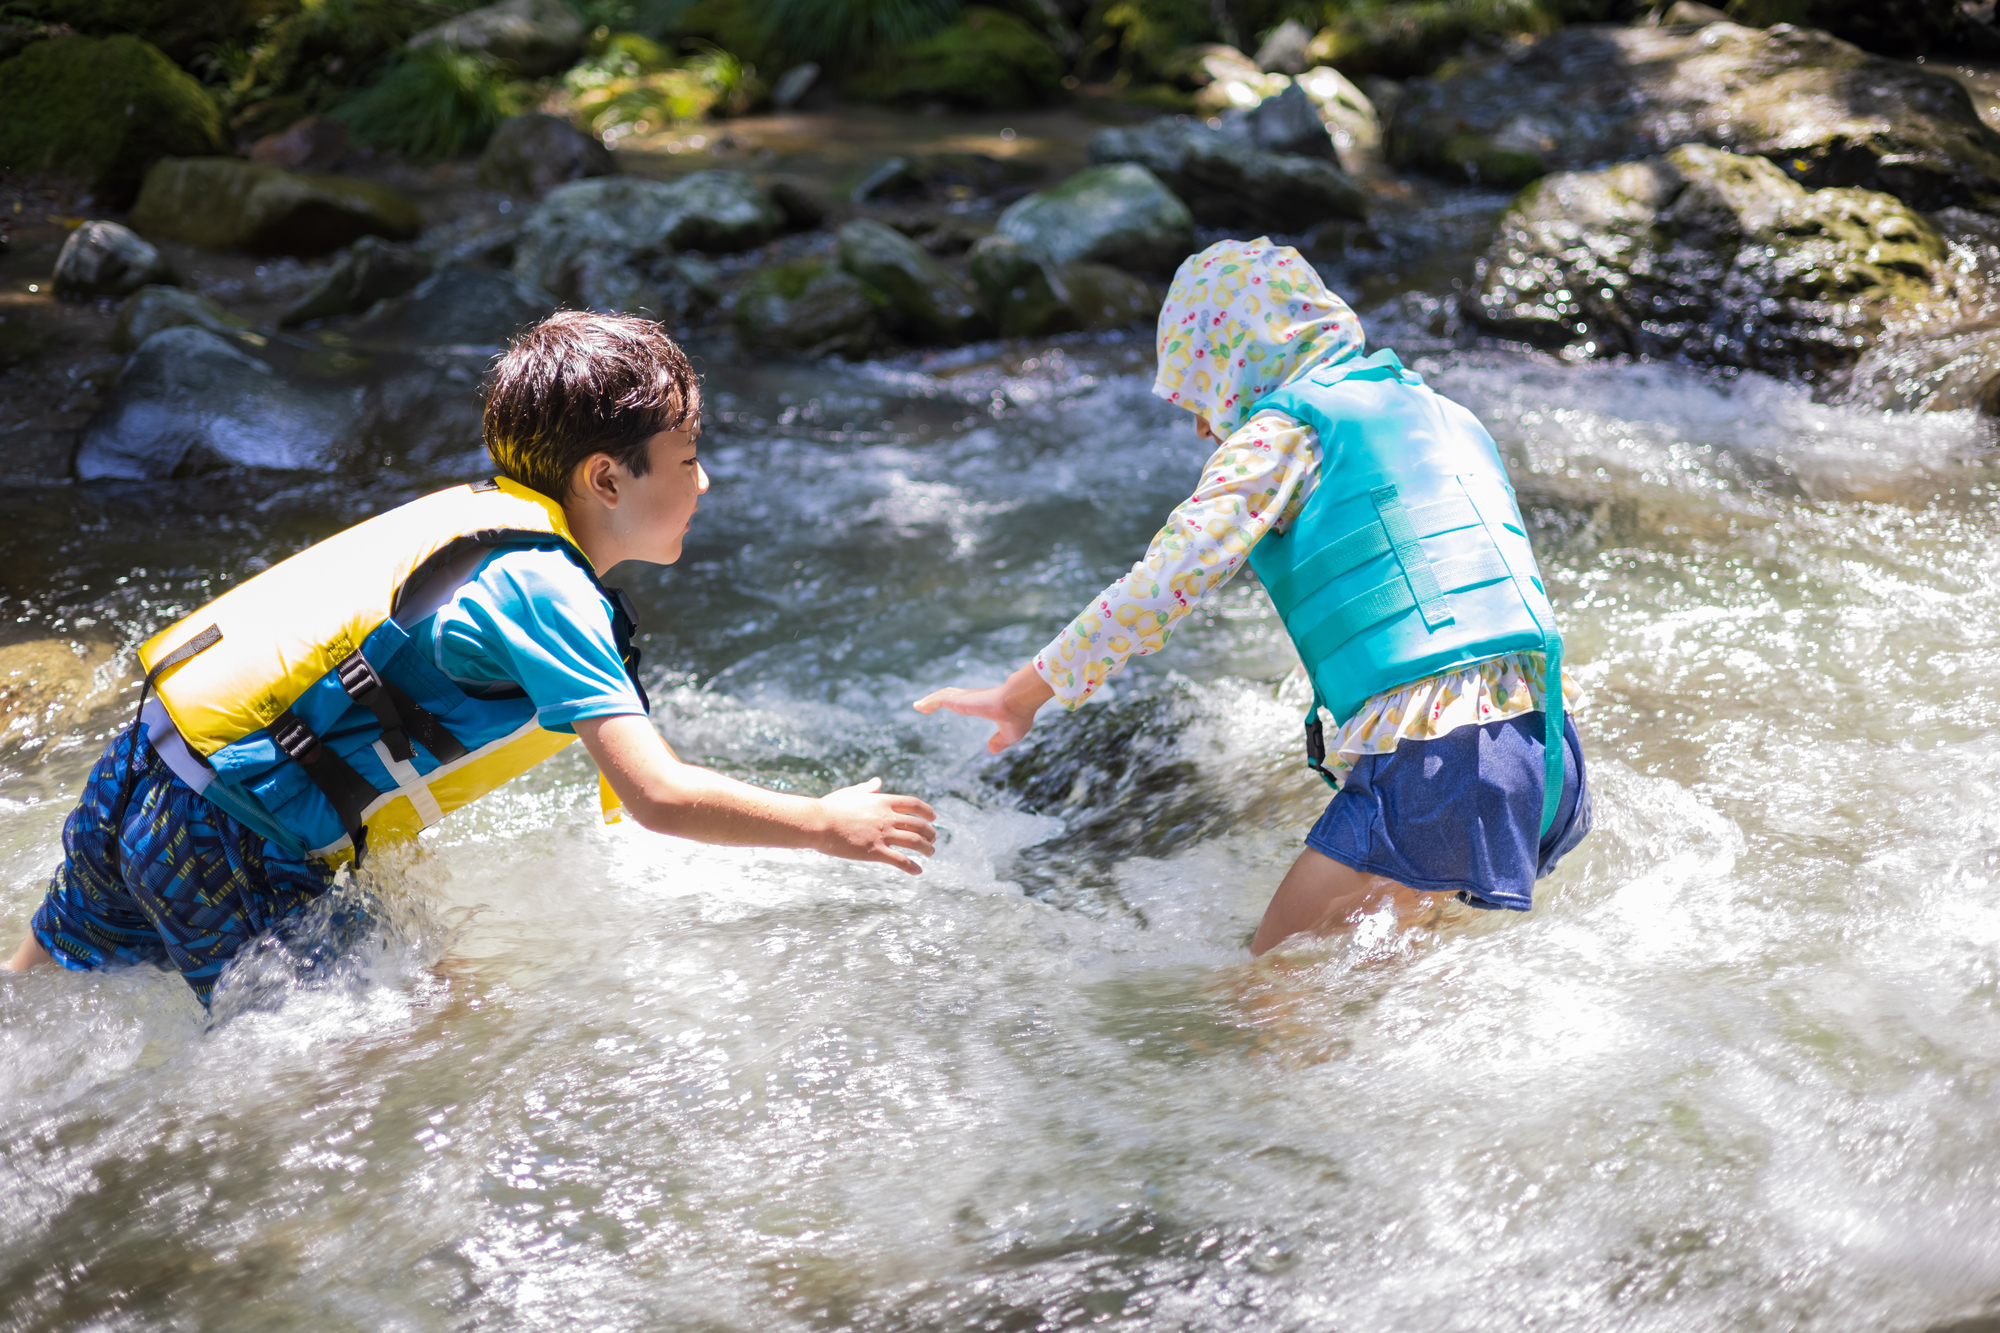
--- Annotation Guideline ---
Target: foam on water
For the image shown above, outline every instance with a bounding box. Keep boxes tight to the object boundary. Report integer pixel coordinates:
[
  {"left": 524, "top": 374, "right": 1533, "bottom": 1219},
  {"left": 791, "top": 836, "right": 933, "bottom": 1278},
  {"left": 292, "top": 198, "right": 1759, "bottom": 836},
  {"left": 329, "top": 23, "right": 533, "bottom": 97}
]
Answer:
[{"left": 1, "top": 343, "right": 1998, "bottom": 1330}]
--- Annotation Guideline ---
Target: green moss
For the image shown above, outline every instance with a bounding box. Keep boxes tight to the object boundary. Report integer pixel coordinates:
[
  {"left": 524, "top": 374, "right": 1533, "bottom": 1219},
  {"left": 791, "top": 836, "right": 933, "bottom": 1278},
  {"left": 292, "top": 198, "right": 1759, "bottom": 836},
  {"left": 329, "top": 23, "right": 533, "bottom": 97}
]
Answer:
[
  {"left": 1308, "top": 0, "right": 1561, "bottom": 78},
  {"left": 1437, "top": 133, "right": 1545, "bottom": 188},
  {"left": 0, "top": 35, "right": 222, "bottom": 203},
  {"left": 753, "top": 258, "right": 830, "bottom": 301},
  {"left": 862, "top": 8, "right": 1064, "bottom": 109}
]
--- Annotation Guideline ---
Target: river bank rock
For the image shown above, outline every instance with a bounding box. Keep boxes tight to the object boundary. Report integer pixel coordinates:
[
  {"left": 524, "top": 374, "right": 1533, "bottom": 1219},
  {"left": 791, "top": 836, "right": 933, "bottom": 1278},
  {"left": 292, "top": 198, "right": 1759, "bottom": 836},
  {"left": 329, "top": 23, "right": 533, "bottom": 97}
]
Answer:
[
  {"left": 477, "top": 114, "right": 612, "bottom": 197},
  {"left": 248, "top": 115, "right": 349, "bottom": 172},
  {"left": 1466, "top": 145, "right": 1956, "bottom": 376},
  {"left": 130, "top": 158, "right": 423, "bottom": 257},
  {"left": 1089, "top": 116, "right": 1367, "bottom": 232},
  {"left": 75, "top": 327, "right": 361, "bottom": 480},
  {"left": 995, "top": 164, "right": 1194, "bottom": 274},
  {"left": 53, "top": 222, "right": 176, "bottom": 298},
  {"left": 345, "top": 267, "right": 557, "bottom": 348},
  {"left": 112, "top": 286, "right": 248, "bottom": 352},
  {"left": 0, "top": 35, "right": 222, "bottom": 203},
  {"left": 512, "top": 172, "right": 783, "bottom": 296},
  {"left": 1389, "top": 22, "right": 2000, "bottom": 210},
  {"left": 838, "top": 220, "right": 987, "bottom": 344},
  {"left": 281, "top": 236, "right": 433, "bottom": 326},
  {"left": 733, "top": 259, "right": 882, "bottom": 358},
  {"left": 406, "top": 0, "right": 583, "bottom": 77},
  {"left": 968, "top": 236, "right": 1160, "bottom": 337}
]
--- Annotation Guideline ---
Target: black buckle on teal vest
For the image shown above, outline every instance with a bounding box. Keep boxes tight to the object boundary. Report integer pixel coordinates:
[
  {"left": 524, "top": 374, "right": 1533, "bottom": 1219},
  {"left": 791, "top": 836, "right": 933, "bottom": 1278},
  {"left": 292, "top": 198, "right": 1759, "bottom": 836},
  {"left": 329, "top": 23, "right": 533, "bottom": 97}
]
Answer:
[
  {"left": 272, "top": 708, "right": 381, "bottom": 867},
  {"left": 1303, "top": 707, "right": 1340, "bottom": 792},
  {"left": 334, "top": 649, "right": 469, "bottom": 765}
]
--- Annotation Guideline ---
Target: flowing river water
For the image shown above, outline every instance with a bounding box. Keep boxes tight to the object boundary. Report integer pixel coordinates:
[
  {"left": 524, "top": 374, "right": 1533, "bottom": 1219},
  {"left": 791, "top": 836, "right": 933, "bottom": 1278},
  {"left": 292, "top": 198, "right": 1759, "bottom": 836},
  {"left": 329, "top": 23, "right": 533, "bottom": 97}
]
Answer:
[{"left": 3, "top": 189, "right": 2000, "bottom": 1330}]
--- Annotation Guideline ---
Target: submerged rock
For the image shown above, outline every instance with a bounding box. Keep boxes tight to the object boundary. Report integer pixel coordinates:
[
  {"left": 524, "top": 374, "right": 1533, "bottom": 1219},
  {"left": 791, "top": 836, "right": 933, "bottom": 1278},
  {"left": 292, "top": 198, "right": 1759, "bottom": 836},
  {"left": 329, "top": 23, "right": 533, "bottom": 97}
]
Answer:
[
  {"left": 1389, "top": 22, "right": 2000, "bottom": 209},
  {"left": 53, "top": 221, "right": 175, "bottom": 298},
  {"left": 406, "top": 0, "right": 584, "bottom": 77},
  {"left": 345, "top": 267, "right": 557, "bottom": 348},
  {"left": 112, "top": 286, "right": 248, "bottom": 352},
  {"left": 838, "top": 219, "right": 987, "bottom": 344},
  {"left": 995, "top": 164, "right": 1194, "bottom": 275},
  {"left": 1843, "top": 325, "right": 2000, "bottom": 414},
  {"left": 512, "top": 172, "right": 783, "bottom": 295},
  {"left": 280, "top": 236, "right": 433, "bottom": 326},
  {"left": 0, "top": 34, "right": 222, "bottom": 203},
  {"left": 477, "top": 114, "right": 612, "bottom": 197},
  {"left": 1467, "top": 145, "right": 1956, "bottom": 375},
  {"left": 130, "top": 157, "right": 422, "bottom": 257},
  {"left": 969, "top": 236, "right": 1160, "bottom": 337},
  {"left": 76, "top": 327, "right": 361, "bottom": 480},
  {"left": 1089, "top": 116, "right": 1366, "bottom": 232},
  {"left": 733, "top": 258, "right": 882, "bottom": 358}
]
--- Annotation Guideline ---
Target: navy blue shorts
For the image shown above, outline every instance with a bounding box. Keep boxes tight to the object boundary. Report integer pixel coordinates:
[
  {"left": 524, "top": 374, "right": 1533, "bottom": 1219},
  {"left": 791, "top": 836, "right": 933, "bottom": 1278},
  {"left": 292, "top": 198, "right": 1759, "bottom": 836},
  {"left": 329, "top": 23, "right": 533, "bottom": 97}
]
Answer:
[
  {"left": 1304, "top": 711, "right": 1591, "bottom": 911},
  {"left": 30, "top": 723, "right": 335, "bottom": 1006}
]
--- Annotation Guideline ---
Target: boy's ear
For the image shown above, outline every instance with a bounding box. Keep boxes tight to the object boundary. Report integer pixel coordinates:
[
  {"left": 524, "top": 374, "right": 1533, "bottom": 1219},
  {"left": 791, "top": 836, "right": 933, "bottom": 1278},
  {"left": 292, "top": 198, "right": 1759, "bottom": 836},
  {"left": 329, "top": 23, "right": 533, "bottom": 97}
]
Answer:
[{"left": 572, "top": 451, "right": 622, "bottom": 508}]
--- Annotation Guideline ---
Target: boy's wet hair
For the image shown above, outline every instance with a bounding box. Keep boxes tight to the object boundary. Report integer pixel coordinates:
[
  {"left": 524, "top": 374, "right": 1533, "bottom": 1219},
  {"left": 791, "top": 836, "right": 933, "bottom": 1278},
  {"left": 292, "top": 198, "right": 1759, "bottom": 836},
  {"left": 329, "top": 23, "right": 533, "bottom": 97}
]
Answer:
[{"left": 483, "top": 311, "right": 702, "bottom": 499}]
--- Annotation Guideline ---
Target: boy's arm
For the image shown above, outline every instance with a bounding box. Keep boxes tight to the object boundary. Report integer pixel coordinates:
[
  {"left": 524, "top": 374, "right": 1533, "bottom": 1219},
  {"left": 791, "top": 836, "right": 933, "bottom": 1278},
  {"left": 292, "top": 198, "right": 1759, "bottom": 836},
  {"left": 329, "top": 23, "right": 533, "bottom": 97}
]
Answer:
[{"left": 575, "top": 714, "right": 936, "bottom": 874}]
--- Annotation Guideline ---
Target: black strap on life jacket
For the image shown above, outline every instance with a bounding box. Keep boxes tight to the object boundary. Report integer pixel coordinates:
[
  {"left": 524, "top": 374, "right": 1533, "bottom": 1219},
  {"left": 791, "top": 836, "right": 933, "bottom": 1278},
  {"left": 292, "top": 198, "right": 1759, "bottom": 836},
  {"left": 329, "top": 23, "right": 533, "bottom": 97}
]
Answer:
[
  {"left": 334, "top": 650, "right": 468, "bottom": 765},
  {"left": 270, "top": 707, "right": 383, "bottom": 868}
]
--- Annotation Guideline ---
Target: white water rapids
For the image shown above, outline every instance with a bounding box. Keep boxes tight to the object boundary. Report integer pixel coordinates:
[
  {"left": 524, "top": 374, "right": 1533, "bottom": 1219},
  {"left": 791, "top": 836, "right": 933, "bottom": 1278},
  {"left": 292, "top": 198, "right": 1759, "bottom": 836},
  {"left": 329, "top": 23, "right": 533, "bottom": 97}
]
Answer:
[{"left": 2, "top": 333, "right": 1997, "bottom": 1331}]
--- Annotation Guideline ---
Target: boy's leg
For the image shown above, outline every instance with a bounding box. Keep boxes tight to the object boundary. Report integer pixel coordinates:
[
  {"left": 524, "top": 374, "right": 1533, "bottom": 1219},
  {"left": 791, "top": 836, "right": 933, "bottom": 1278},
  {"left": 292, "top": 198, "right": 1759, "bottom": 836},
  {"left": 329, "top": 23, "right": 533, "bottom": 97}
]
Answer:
[
  {"left": 4, "top": 933, "right": 52, "bottom": 971},
  {"left": 1250, "top": 848, "right": 1432, "bottom": 954}
]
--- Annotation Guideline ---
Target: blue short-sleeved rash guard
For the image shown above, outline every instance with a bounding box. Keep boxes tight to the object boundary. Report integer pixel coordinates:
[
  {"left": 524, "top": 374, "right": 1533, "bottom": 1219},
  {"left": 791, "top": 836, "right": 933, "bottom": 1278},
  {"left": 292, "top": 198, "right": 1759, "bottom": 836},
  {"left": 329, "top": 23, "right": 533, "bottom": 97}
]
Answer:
[{"left": 405, "top": 544, "right": 648, "bottom": 734}]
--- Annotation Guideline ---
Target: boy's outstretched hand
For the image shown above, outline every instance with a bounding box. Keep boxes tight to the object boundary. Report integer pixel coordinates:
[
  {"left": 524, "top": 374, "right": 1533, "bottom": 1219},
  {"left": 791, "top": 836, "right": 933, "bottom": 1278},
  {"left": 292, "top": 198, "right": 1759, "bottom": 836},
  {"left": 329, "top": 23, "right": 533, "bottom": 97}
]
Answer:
[
  {"left": 816, "top": 777, "right": 937, "bottom": 875},
  {"left": 912, "top": 663, "right": 1055, "bottom": 754}
]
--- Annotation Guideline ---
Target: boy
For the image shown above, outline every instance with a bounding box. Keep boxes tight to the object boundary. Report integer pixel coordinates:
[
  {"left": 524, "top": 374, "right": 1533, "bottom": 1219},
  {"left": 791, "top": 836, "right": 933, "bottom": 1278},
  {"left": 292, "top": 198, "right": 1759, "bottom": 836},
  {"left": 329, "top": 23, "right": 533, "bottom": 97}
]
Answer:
[{"left": 6, "top": 312, "right": 936, "bottom": 1004}]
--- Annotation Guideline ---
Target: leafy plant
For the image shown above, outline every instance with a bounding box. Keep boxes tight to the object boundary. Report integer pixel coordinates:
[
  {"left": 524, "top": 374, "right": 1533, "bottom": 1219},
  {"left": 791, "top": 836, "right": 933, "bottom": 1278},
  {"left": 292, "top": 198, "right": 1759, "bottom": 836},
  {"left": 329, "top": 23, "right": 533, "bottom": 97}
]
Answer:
[
  {"left": 563, "top": 32, "right": 763, "bottom": 135},
  {"left": 336, "top": 42, "right": 522, "bottom": 159},
  {"left": 757, "top": 0, "right": 959, "bottom": 67}
]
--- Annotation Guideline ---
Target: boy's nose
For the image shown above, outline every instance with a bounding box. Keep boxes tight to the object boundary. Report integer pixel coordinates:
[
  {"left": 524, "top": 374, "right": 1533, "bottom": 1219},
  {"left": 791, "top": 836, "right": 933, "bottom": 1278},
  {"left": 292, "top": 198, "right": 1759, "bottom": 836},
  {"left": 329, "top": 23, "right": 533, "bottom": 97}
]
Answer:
[{"left": 697, "top": 462, "right": 710, "bottom": 493}]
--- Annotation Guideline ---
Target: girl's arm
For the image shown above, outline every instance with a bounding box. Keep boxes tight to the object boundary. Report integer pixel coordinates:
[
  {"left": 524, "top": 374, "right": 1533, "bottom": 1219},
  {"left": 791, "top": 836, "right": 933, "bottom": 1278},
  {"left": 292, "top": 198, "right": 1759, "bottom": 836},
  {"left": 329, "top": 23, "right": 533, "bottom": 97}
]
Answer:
[
  {"left": 916, "top": 411, "right": 1319, "bottom": 751},
  {"left": 576, "top": 714, "right": 937, "bottom": 874}
]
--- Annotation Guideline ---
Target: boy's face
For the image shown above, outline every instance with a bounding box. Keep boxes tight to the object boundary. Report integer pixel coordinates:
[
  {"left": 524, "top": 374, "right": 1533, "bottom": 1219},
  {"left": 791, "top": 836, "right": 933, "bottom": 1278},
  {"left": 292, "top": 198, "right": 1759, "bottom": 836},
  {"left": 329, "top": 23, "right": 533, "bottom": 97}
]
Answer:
[
  {"left": 625, "top": 425, "right": 707, "bottom": 565},
  {"left": 569, "top": 423, "right": 708, "bottom": 568}
]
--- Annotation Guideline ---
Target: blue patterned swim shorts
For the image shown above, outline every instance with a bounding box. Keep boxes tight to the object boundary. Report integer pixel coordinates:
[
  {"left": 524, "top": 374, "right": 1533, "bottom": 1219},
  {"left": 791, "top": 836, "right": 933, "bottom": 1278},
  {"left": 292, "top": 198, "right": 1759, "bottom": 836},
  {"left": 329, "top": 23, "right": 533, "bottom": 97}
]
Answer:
[{"left": 31, "top": 723, "right": 335, "bottom": 1006}]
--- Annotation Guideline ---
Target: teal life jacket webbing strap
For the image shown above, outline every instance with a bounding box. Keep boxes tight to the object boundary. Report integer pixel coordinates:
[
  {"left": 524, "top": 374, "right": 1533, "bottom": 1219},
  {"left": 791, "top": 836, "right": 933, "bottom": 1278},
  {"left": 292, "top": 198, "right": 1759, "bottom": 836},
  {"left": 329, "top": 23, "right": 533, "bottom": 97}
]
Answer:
[{"left": 270, "top": 708, "right": 382, "bottom": 867}]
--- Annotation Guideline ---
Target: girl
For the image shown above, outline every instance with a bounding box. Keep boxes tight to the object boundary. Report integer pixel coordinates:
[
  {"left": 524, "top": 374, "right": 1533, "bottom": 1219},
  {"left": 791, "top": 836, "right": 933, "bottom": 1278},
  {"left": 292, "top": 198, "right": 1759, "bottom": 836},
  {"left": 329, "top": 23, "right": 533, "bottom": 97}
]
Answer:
[{"left": 916, "top": 239, "right": 1590, "bottom": 952}]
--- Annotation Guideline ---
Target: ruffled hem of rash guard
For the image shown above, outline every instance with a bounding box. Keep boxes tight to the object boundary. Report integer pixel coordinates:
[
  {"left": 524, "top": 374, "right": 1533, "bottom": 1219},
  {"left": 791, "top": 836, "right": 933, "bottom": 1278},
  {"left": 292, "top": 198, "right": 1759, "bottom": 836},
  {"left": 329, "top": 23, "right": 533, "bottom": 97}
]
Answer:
[{"left": 1320, "top": 651, "right": 1584, "bottom": 790}]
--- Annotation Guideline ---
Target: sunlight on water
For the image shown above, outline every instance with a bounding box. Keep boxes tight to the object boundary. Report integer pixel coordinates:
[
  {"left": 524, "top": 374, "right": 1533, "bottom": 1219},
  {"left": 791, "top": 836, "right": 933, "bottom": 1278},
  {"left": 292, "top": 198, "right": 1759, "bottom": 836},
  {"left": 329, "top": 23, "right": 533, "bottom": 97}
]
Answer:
[{"left": 2, "top": 342, "right": 1997, "bottom": 1330}]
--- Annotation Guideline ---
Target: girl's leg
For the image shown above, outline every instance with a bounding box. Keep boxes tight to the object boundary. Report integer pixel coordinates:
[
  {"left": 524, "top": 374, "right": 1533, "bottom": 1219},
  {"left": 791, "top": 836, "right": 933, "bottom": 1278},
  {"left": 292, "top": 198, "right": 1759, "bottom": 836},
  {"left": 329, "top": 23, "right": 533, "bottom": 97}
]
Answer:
[
  {"left": 5, "top": 932, "right": 53, "bottom": 971},
  {"left": 1250, "top": 847, "right": 1434, "bottom": 954}
]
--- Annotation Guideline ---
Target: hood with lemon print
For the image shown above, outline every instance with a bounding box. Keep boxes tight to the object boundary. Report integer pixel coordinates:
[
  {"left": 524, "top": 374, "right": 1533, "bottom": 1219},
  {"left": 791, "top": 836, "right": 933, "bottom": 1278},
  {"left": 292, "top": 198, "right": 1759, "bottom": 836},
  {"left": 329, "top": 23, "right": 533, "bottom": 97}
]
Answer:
[{"left": 1152, "top": 238, "right": 1366, "bottom": 437}]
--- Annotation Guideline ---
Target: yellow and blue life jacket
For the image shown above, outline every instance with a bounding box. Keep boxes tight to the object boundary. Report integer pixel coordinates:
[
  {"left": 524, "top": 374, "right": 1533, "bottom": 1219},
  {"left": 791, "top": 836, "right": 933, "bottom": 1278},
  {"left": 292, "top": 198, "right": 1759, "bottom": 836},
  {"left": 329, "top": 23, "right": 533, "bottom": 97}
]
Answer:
[
  {"left": 1245, "top": 349, "right": 1566, "bottom": 833},
  {"left": 134, "top": 477, "right": 645, "bottom": 865}
]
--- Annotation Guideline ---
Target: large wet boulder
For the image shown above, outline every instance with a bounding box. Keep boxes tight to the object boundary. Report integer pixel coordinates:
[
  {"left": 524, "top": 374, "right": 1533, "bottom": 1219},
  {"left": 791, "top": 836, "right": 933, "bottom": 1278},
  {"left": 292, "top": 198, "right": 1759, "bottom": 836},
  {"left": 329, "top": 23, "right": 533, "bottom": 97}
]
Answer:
[
  {"left": 1089, "top": 116, "right": 1367, "bottom": 233},
  {"left": 477, "top": 114, "right": 612, "bottom": 197},
  {"left": 867, "top": 7, "right": 1064, "bottom": 110},
  {"left": 129, "top": 158, "right": 422, "bottom": 257},
  {"left": 994, "top": 164, "right": 1194, "bottom": 275},
  {"left": 1389, "top": 22, "right": 2000, "bottom": 210},
  {"left": 0, "top": 35, "right": 222, "bottom": 203},
  {"left": 281, "top": 236, "right": 434, "bottom": 326},
  {"left": 837, "top": 219, "right": 987, "bottom": 344},
  {"left": 345, "top": 267, "right": 557, "bottom": 348},
  {"left": 968, "top": 236, "right": 1161, "bottom": 337},
  {"left": 406, "top": 0, "right": 584, "bottom": 77},
  {"left": 1466, "top": 145, "right": 1956, "bottom": 376},
  {"left": 53, "top": 221, "right": 176, "bottom": 299},
  {"left": 75, "top": 327, "right": 361, "bottom": 480},
  {"left": 112, "top": 286, "right": 248, "bottom": 353},
  {"left": 733, "top": 258, "right": 882, "bottom": 358},
  {"left": 512, "top": 172, "right": 783, "bottom": 294}
]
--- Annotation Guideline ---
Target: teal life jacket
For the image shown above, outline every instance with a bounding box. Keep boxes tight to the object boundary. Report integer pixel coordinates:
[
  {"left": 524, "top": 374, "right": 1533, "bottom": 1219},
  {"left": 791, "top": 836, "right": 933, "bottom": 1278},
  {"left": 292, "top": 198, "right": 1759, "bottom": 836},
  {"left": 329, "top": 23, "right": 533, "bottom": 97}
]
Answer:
[{"left": 1244, "top": 348, "right": 1566, "bottom": 834}]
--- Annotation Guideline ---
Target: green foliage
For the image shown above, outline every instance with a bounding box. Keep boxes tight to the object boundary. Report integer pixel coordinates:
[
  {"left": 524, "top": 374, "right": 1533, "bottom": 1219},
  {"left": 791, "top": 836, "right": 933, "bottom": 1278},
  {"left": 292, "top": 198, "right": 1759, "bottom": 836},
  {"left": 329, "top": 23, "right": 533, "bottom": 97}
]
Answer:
[
  {"left": 1081, "top": 0, "right": 1214, "bottom": 82},
  {"left": 3, "top": 0, "right": 261, "bottom": 66},
  {"left": 336, "top": 43, "right": 523, "bottom": 159},
  {"left": 221, "top": 0, "right": 481, "bottom": 128},
  {"left": 758, "top": 0, "right": 959, "bottom": 66},
  {"left": 0, "top": 33, "right": 222, "bottom": 201},
  {"left": 861, "top": 7, "right": 1063, "bottom": 108},
  {"left": 562, "top": 32, "right": 764, "bottom": 133},
  {"left": 1308, "top": 0, "right": 1562, "bottom": 77}
]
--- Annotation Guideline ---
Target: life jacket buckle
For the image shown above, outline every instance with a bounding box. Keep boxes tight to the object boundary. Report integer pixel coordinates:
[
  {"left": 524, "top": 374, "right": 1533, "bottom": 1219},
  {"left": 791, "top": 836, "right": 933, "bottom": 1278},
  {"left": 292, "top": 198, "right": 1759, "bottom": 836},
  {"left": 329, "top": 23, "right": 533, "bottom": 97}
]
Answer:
[
  {"left": 335, "top": 650, "right": 414, "bottom": 762},
  {"left": 272, "top": 714, "right": 323, "bottom": 765}
]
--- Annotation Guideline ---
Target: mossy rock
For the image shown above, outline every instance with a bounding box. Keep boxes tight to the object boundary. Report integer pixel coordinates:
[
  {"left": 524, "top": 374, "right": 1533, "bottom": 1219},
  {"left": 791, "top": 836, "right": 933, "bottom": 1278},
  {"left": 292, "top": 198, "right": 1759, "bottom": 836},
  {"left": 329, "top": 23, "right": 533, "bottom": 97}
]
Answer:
[
  {"left": 112, "top": 286, "right": 249, "bottom": 353},
  {"left": 130, "top": 157, "right": 422, "bottom": 257},
  {"left": 0, "top": 35, "right": 221, "bottom": 203},
  {"left": 734, "top": 259, "right": 883, "bottom": 358},
  {"left": 1305, "top": 0, "right": 1565, "bottom": 80},
  {"left": 1466, "top": 144, "right": 1955, "bottom": 376},
  {"left": 860, "top": 7, "right": 1064, "bottom": 110}
]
